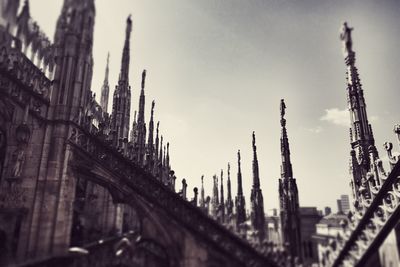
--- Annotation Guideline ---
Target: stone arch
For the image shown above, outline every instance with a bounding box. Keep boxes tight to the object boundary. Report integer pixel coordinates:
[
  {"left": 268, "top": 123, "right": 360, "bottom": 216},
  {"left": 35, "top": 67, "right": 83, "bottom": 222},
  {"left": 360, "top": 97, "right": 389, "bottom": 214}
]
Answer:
[
  {"left": 70, "top": 175, "right": 141, "bottom": 247},
  {"left": 68, "top": 160, "right": 181, "bottom": 266},
  {"left": 125, "top": 194, "right": 181, "bottom": 266}
]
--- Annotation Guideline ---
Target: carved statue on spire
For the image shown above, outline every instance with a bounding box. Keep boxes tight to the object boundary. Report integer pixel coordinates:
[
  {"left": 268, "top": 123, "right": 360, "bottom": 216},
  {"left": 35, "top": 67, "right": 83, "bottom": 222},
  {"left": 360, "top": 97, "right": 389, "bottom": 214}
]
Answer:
[
  {"left": 280, "top": 99, "right": 286, "bottom": 118},
  {"left": 280, "top": 99, "right": 286, "bottom": 127},
  {"left": 141, "top": 69, "right": 146, "bottom": 89},
  {"left": 340, "top": 22, "right": 353, "bottom": 56}
]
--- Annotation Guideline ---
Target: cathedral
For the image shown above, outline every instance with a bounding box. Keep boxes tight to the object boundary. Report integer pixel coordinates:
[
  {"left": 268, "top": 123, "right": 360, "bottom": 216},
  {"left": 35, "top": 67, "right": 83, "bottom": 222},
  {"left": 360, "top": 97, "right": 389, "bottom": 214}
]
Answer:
[
  {"left": 0, "top": 1, "right": 399, "bottom": 267},
  {"left": 0, "top": 0, "right": 293, "bottom": 266}
]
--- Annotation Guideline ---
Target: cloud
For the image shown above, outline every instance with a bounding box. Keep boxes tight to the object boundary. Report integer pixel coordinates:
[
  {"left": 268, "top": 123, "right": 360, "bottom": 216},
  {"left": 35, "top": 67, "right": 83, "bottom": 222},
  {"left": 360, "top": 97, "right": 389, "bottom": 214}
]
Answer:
[
  {"left": 307, "top": 126, "right": 323, "bottom": 134},
  {"left": 320, "top": 108, "right": 349, "bottom": 127},
  {"left": 320, "top": 108, "right": 379, "bottom": 127}
]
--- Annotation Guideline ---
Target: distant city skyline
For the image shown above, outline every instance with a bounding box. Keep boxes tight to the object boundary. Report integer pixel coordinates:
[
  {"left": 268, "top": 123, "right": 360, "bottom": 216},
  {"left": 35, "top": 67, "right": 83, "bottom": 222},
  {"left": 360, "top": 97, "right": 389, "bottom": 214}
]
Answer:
[{"left": 29, "top": 0, "right": 400, "bottom": 213}]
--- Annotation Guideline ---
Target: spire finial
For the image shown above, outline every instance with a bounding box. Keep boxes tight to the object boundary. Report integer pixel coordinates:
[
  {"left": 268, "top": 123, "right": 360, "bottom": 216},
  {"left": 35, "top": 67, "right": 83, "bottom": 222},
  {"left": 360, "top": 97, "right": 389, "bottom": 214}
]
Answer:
[
  {"left": 252, "top": 131, "right": 256, "bottom": 153},
  {"left": 141, "top": 69, "right": 147, "bottom": 90},
  {"left": 119, "top": 15, "right": 132, "bottom": 83},
  {"left": 280, "top": 99, "right": 286, "bottom": 126},
  {"left": 126, "top": 14, "right": 132, "bottom": 36}
]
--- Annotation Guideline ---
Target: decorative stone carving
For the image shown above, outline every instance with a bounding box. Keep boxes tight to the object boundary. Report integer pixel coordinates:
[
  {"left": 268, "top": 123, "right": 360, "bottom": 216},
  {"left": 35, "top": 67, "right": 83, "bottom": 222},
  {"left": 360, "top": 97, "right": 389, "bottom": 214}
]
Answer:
[
  {"left": 6, "top": 123, "right": 30, "bottom": 181},
  {"left": 66, "top": 126, "right": 277, "bottom": 267},
  {"left": 340, "top": 22, "right": 353, "bottom": 56},
  {"left": 0, "top": 182, "right": 27, "bottom": 208},
  {"left": 322, "top": 128, "right": 400, "bottom": 266},
  {"left": 10, "top": 147, "right": 24, "bottom": 178}
]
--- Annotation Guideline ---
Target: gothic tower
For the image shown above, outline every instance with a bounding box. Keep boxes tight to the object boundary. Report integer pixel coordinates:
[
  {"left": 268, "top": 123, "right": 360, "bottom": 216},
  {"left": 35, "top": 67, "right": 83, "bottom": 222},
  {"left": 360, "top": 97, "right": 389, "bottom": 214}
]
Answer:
[
  {"left": 100, "top": 53, "right": 110, "bottom": 112},
  {"left": 136, "top": 70, "right": 147, "bottom": 165},
  {"left": 250, "top": 132, "right": 266, "bottom": 242},
  {"left": 146, "top": 100, "right": 155, "bottom": 170},
  {"left": 200, "top": 175, "right": 205, "bottom": 211},
  {"left": 235, "top": 150, "right": 246, "bottom": 230},
  {"left": 226, "top": 163, "right": 234, "bottom": 219},
  {"left": 111, "top": 15, "right": 132, "bottom": 148},
  {"left": 278, "top": 99, "right": 302, "bottom": 264},
  {"left": 211, "top": 174, "right": 219, "bottom": 219},
  {"left": 28, "top": 0, "right": 95, "bottom": 258},
  {"left": 153, "top": 121, "right": 160, "bottom": 175},
  {"left": 340, "top": 22, "right": 379, "bottom": 205},
  {"left": 220, "top": 169, "right": 225, "bottom": 223}
]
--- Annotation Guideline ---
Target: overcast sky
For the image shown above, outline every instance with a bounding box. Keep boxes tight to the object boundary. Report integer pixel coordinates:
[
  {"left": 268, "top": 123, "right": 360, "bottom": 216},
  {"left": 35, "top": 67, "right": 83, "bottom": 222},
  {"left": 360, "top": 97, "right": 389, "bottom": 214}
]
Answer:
[{"left": 29, "top": 0, "right": 400, "bottom": 214}]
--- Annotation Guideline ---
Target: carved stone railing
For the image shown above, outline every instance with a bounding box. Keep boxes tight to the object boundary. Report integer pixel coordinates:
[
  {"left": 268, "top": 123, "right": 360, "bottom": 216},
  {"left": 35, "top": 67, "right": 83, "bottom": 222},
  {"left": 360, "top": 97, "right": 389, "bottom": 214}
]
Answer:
[
  {"left": 66, "top": 123, "right": 281, "bottom": 267},
  {"left": 322, "top": 127, "right": 400, "bottom": 267},
  {"left": 0, "top": 27, "right": 51, "bottom": 120}
]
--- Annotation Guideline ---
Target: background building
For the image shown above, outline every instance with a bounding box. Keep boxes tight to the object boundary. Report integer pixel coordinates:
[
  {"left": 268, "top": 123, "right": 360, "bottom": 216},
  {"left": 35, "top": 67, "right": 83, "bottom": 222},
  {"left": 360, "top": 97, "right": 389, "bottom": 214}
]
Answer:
[
  {"left": 299, "top": 207, "right": 322, "bottom": 267},
  {"left": 324, "top": 207, "right": 331, "bottom": 216}
]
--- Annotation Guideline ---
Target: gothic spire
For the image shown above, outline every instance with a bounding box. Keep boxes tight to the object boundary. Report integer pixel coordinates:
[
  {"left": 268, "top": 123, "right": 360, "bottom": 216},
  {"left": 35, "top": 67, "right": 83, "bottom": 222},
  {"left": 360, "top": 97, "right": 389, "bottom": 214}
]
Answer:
[
  {"left": 235, "top": 150, "right": 246, "bottom": 229},
  {"left": 136, "top": 69, "right": 147, "bottom": 165},
  {"left": 211, "top": 174, "right": 219, "bottom": 219},
  {"left": 100, "top": 53, "right": 110, "bottom": 112},
  {"left": 200, "top": 175, "right": 205, "bottom": 210},
  {"left": 119, "top": 15, "right": 132, "bottom": 84},
  {"left": 278, "top": 99, "right": 302, "bottom": 264},
  {"left": 111, "top": 16, "right": 132, "bottom": 148},
  {"left": 154, "top": 121, "right": 160, "bottom": 171},
  {"left": 340, "top": 22, "right": 379, "bottom": 201},
  {"left": 280, "top": 99, "right": 293, "bottom": 179},
  {"left": 159, "top": 135, "right": 163, "bottom": 165},
  {"left": 146, "top": 101, "right": 155, "bottom": 168},
  {"left": 250, "top": 131, "right": 266, "bottom": 242},
  {"left": 166, "top": 142, "right": 170, "bottom": 168},
  {"left": 157, "top": 135, "right": 164, "bottom": 181},
  {"left": 226, "top": 163, "right": 233, "bottom": 217},
  {"left": 340, "top": 23, "right": 376, "bottom": 161},
  {"left": 237, "top": 150, "right": 243, "bottom": 196},
  {"left": 220, "top": 169, "right": 225, "bottom": 223},
  {"left": 252, "top": 131, "right": 260, "bottom": 188}
]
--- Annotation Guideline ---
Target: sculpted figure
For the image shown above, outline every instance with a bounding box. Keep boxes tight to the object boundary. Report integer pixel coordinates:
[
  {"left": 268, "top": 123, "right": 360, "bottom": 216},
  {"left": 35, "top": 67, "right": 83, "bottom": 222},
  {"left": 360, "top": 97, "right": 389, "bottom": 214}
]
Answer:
[
  {"left": 11, "top": 148, "right": 25, "bottom": 178},
  {"left": 340, "top": 22, "right": 353, "bottom": 56}
]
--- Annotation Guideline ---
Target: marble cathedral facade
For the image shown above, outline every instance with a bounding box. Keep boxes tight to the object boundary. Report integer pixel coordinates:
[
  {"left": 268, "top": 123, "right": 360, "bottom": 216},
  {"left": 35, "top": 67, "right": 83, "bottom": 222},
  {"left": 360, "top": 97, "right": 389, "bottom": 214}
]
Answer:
[
  {"left": 6, "top": 1, "right": 391, "bottom": 267},
  {"left": 0, "top": 1, "right": 188, "bottom": 266}
]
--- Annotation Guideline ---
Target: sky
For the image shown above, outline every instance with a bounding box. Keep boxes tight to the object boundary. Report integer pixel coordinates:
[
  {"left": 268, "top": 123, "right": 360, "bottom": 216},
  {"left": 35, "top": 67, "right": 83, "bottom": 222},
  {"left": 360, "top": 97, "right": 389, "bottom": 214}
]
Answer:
[{"left": 28, "top": 0, "right": 400, "bottom": 215}]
